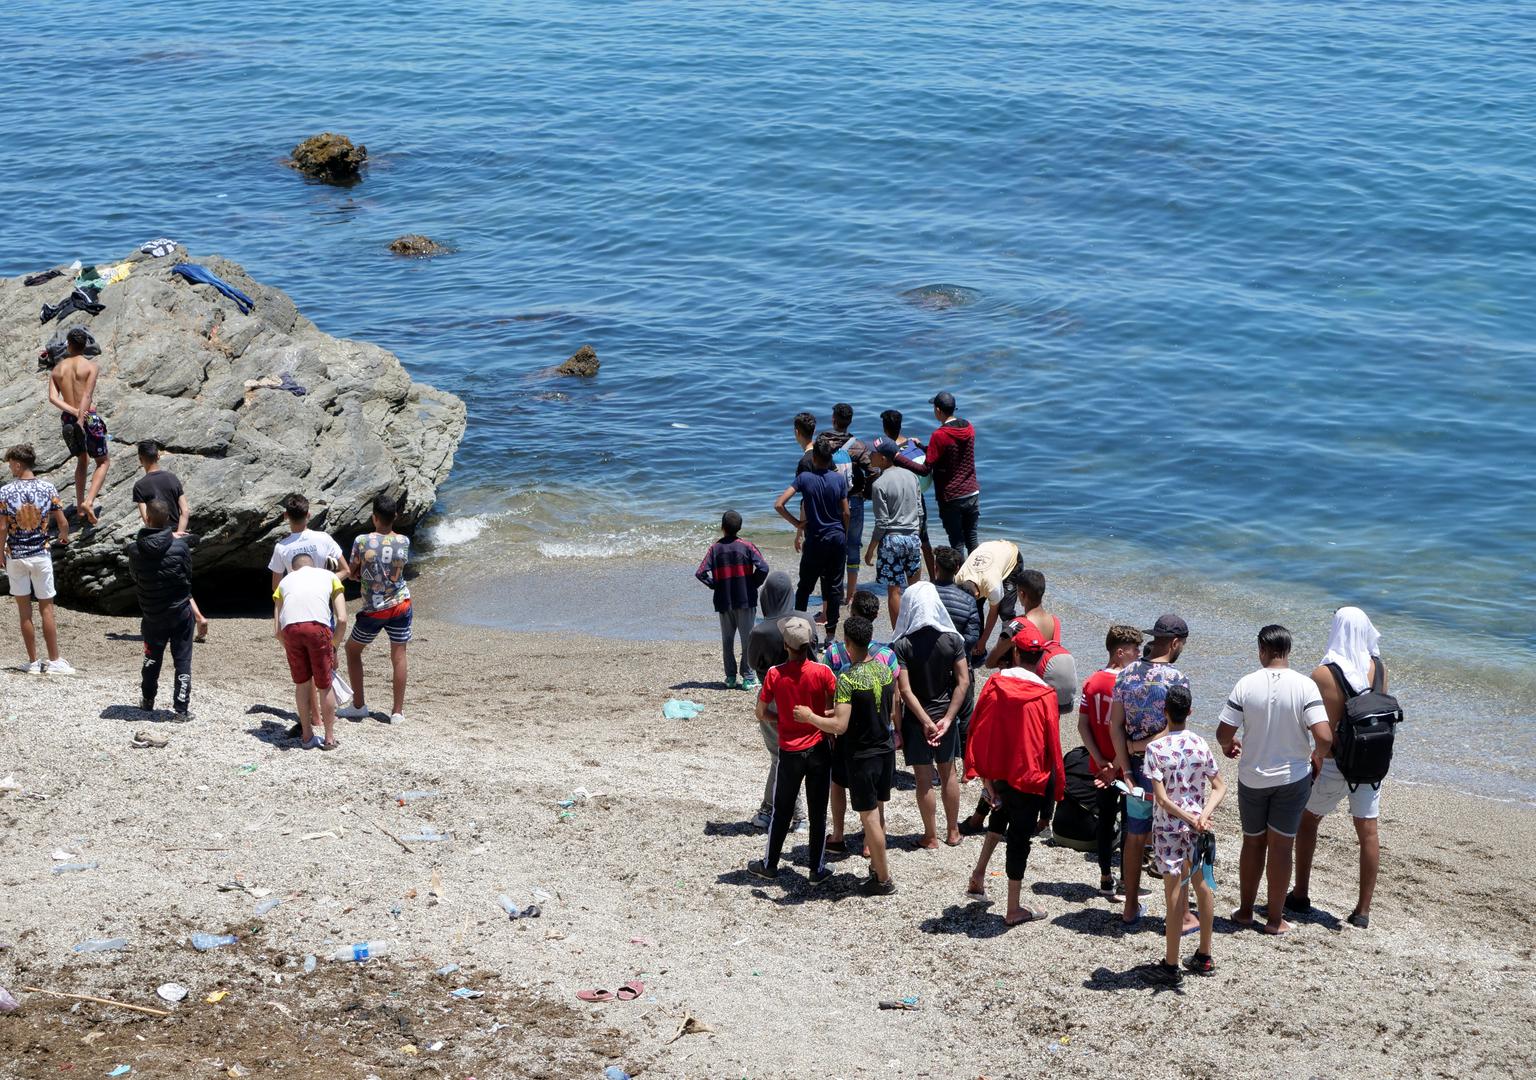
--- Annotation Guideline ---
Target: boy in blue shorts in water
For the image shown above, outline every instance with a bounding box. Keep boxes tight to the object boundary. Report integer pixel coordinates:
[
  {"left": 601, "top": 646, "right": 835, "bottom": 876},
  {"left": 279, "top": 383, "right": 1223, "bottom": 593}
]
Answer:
[{"left": 337, "top": 495, "right": 411, "bottom": 725}]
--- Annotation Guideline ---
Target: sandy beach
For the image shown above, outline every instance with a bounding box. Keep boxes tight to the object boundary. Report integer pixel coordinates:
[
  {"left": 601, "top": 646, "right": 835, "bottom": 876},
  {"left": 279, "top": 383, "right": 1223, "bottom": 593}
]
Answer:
[{"left": 0, "top": 604, "right": 1531, "bottom": 1080}]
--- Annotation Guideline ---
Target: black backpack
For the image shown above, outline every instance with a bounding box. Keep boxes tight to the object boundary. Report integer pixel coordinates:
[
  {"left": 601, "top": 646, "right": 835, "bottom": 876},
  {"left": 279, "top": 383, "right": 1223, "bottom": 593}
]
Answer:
[{"left": 1326, "top": 660, "right": 1403, "bottom": 790}]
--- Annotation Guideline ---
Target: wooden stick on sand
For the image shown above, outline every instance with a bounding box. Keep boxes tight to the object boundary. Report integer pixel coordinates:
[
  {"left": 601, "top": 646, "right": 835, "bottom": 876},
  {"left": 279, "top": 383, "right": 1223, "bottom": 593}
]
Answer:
[{"left": 22, "top": 987, "right": 171, "bottom": 1017}]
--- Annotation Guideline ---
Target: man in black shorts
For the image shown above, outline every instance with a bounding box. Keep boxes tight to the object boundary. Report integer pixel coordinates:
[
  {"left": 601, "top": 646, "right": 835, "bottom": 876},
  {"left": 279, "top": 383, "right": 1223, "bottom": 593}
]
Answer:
[{"left": 796, "top": 615, "right": 898, "bottom": 896}]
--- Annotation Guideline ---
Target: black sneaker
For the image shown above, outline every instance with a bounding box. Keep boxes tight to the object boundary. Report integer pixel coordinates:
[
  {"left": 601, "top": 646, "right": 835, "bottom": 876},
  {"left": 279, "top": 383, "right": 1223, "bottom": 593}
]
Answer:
[
  {"left": 286, "top": 722, "right": 304, "bottom": 740},
  {"left": 957, "top": 814, "right": 988, "bottom": 837},
  {"left": 860, "top": 875, "right": 897, "bottom": 897},
  {"left": 807, "top": 866, "right": 833, "bottom": 885},
  {"left": 170, "top": 712, "right": 195, "bottom": 724},
  {"left": 1284, "top": 892, "right": 1313, "bottom": 915},
  {"left": 1144, "top": 960, "right": 1184, "bottom": 986},
  {"left": 745, "top": 859, "right": 778, "bottom": 881}
]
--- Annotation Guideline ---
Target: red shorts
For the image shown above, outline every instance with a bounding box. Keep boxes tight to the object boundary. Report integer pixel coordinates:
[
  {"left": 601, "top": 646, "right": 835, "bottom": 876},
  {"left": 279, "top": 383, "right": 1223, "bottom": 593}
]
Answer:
[{"left": 282, "top": 621, "right": 335, "bottom": 688}]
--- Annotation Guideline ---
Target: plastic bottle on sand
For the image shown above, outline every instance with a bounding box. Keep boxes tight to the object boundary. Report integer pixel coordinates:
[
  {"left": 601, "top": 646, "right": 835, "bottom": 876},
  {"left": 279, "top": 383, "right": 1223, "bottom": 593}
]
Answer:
[
  {"left": 331, "top": 941, "right": 389, "bottom": 962},
  {"left": 73, "top": 938, "right": 127, "bottom": 953},
  {"left": 191, "top": 933, "right": 238, "bottom": 952}
]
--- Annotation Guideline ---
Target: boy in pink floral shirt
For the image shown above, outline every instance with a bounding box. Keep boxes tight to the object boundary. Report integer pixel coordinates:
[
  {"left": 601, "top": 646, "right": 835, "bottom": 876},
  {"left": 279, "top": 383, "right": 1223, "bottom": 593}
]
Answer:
[{"left": 1144, "top": 684, "right": 1226, "bottom": 983}]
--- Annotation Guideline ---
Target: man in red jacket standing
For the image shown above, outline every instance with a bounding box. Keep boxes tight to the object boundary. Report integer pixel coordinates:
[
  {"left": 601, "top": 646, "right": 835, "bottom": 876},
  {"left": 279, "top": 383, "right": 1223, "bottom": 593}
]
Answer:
[
  {"left": 894, "top": 391, "right": 980, "bottom": 558},
  {"left": 963, "top": 621, "right": 1064, "bottom": 926}
]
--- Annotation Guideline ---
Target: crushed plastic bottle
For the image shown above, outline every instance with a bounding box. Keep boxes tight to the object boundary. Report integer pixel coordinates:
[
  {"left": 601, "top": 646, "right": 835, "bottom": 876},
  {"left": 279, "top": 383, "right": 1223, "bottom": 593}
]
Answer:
[
  {"left": 397, "top": 790, "right": 438, "bottom": 803},
  {"left": 51, "top": 862, "right": 99, "bottom": 874},
  {"left": 303, "top": 954, "right": 317, "bottom": 974},
  {"left": 399, "top": 827, "right": 450, "bottom": 843},
  {"left": 331, "top": 940, "right": 389, "bottom": 962},
  {"left": 72, "top": 938, "right": 127, "bottom": 953},
  {"left": 254, "top": 898, "right": 282, "bottom": 916},
  {"left": 190, "top": 933, "right": 238, "bottom": 952},
  {"left": 603, "top": 1068, "right": 632, "bottom": 1080},
  {"left": 434, "top": 963, "right": 460, "bottom": 977}
]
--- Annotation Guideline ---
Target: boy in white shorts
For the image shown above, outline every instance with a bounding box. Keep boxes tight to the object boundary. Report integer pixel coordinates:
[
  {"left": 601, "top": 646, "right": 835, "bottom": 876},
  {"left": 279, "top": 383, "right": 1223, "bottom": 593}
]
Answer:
[{"left": 0, "top": 444, "right": 73, "bottom": 674}]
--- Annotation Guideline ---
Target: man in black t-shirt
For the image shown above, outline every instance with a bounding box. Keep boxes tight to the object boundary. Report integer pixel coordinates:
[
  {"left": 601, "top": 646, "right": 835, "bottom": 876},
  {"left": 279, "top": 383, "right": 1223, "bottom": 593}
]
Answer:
[
  {"left": 132, "top": 441, "right": 209, "bottom": 641},
  {"left": 889, "top": 583, "right": 971, "bottom": 848}
]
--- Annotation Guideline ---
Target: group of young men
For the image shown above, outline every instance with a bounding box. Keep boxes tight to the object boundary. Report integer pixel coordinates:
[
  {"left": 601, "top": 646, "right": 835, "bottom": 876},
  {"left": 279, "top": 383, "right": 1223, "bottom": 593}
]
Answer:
[
  {"left": 697, "top": 393, "right": 1391, "bottom": 984},
  {"left": 0, "top": 328, "right": 416, "bottom": 750}
]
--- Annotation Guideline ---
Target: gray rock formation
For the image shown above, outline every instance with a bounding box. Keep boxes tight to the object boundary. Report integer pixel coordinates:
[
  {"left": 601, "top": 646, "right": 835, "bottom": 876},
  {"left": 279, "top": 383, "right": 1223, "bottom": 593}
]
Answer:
[
  {"left": 555, "top": 344, "right": 599, "bottom": 377},
  {"left": 289, "top": 133, "right": 367, "bottom": 183},
  {"left": 0, "top": 246, "right": 466, "bottom": 612},
  {"left": 899, "top": 283, "right": 982, "bottom": 310},
  {"left": 388, "top": 235, "right": 451, "bottom": 257}
]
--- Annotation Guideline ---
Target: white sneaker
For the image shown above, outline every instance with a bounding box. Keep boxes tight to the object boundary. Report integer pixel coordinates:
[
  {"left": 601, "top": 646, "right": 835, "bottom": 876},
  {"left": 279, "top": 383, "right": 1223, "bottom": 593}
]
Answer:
[
  {"left": 46, "top": 658, "right": 76, "bottom": 676},
  {"left": 23, "top": 659, "right": 44, "bottom": 675},
  {"left": 335, "top": 704, "right": 369, "bottom": 720},
  {"left": 387, "top": 712, "right": 405, "bottom": 725},
  {"left": 791, "top": 819, "right": 808, "bottom": 834}
]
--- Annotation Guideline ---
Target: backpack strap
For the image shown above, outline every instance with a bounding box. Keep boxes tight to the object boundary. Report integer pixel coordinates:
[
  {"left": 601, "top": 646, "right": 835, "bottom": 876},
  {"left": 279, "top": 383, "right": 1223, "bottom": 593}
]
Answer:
[
  {"left": 1325, "top": 661, "right": 1359, "bottom": 701},
  {"left": 1369, "top": 657, "right": 1385, "bottom": 693}
]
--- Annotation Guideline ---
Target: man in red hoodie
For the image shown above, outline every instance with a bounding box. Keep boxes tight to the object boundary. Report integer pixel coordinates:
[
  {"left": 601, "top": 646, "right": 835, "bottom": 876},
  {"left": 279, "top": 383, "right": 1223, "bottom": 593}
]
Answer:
[
  {"left": 894, "top": 391, "right": 980, "bottom": 558},
  {"left": 962, "top": 620, "right": 1064, "bottom": 925}
]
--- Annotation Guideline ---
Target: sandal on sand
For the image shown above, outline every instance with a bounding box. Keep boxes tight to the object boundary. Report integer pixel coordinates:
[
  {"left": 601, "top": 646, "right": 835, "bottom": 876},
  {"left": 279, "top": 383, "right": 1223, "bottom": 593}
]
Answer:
[
  {"left": 320, "top": 738, "right": 339, "bottom": 751},
  {"left": 577, "top": 988, "right": 617, "bottom": 1002},
  {"left": 130, "top": 730, "right": 168, "bottom": 749},
  {"left": 1122, "top": 902, "right": 1147, "bottom": 925},
  {"left": 616, "top": 980, "right": 644, "bottom": 1000},
  {"left": 1004, "top": 907, "right": 1046, "bottom": 926},
  {"left": 1347, "top": 911, "right": 1370, "bottom": 930}
]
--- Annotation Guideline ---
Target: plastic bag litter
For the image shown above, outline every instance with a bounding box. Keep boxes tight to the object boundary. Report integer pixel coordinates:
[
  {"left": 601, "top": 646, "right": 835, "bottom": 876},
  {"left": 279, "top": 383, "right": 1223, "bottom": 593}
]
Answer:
[{"left": 662, "top": 699, "right": 703, "bottom": 720}]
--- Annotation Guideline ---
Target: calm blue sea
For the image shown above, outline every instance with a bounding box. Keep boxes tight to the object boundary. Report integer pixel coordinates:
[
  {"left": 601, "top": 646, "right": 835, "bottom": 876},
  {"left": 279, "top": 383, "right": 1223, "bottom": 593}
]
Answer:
[{"left": 2, "top": 2, "right": 1533, "bottom": 794}]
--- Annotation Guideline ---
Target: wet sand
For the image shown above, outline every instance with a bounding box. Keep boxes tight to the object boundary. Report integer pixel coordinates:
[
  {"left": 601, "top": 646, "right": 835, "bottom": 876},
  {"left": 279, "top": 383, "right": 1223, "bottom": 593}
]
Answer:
[{"left": 0, "top": 606, "right": 1532, "bottom": 1079}]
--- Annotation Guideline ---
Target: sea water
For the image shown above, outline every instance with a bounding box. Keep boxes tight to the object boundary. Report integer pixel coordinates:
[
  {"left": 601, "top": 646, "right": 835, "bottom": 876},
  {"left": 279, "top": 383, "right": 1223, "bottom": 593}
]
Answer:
[{"left": 1, "top": 1, "right": 1532, "bottom": 798}]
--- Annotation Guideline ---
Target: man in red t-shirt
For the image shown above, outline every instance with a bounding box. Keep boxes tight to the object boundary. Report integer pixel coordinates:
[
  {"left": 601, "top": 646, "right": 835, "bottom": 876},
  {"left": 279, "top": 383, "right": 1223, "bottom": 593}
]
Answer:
[
  {"left": 749, "top": 617, "right": 836, "bottom": 883},
  {"left": 1077, "top": 624, "right": 1145, "bottom": 898}
]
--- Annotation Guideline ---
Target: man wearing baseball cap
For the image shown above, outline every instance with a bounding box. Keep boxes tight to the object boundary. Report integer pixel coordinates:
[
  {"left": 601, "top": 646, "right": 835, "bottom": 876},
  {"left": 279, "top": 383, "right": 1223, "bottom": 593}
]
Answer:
[
  {"left": 749, "top": 615, "right": 836, "bottom": 884},
  {"left": 864, "top": 438, "right": 924, "bottom": 627},
  {"left": 892, "top": 391, "right": 980, "bottom": 559},
  {"left": 1107, "top": 614, "right": 1192, "bottom": 926}
]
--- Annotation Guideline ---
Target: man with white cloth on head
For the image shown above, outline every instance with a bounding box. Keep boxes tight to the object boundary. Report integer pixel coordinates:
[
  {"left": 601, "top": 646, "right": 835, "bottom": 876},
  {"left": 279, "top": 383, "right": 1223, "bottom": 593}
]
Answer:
[
  {"left": 889, "top": 582, "right": 971, "bottom": 848},
  {"left": 1288, "top": 607, "right": 1389, "bottom": 929}
]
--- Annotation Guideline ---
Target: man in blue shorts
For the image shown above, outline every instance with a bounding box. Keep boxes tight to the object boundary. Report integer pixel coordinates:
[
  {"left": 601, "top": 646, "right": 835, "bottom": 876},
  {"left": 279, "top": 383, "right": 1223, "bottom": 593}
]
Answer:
[
  {"left": 337, "top": 495, "right": 412, "bottom": 725},
  {"left": 1108, "top": 614, "right": 1191, "bottom": 925},
  {"left": 863, "top": 439, "right": 923, "bottom": 628}
]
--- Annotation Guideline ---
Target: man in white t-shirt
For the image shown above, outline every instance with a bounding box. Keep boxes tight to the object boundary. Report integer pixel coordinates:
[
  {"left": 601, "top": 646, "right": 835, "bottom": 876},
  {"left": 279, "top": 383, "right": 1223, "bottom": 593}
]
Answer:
[
  {"left": 269, "top": 494, "right": 349, "bottom": 735},
  {"left": 273, "top": 553, "right": 347, "bottom": 750},
  {"left": 1216, "top": 624, "right": 1332, "bottom": 936}
]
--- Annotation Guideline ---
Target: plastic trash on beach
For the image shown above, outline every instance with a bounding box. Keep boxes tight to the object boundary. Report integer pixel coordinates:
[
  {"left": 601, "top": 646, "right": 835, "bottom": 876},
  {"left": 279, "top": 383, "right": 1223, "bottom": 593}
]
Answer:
[
  {"left": 396, "top": 790, "right": 439, "bottom": 805},
  {"left": 448, "top": 987, "right": 484, "bottom": 999},
  {"left": 156, "top": 983, "right": 189, "bottom": 1003},
  {"left": 433, "top": 963, "right": 460, "bottom": 978},
  {"left": 108, "top": 1066, "right": 131, "bottom": 1077},
  {"left": 303, "top": 955, "right": 317, "bottom": 974},
  {"left": 254, "top": 898, "right": 282, "bottom": 916},
  {"left": 0, "top": 985, "right": 18, "bottom": 1013},
  {"left": 73, "top": 937, "right": 127, "bottom": 953},
  {"left": 0, "top": 775, "right": 20, "bottom": 793},
  {"left": 878, "top": 995, "right": 921, "bottom": 1010},
  {"left": 332, "top": 941, "right": 389, "bottom": 962},
  {"left": 191, "top": 933, "right": 238, "bottom": 952},
  {"left": 497, "top": 895, "right": 541, "bottom": 920},
  {"left": 604, "top": 1068, "right": 633, "bottom": 1080},
  {"left": 662, "top": 699, "right": 704, "bottom": 720},
  {"left": 52, "top": 861, "right": 99, "bottom": 874},
  {"left": 400, "top": 827, "right": 451, "bottom": 843}
]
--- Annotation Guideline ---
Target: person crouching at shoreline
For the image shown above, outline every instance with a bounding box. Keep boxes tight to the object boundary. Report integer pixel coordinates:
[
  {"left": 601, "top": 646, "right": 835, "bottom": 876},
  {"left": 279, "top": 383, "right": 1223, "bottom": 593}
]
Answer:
[{"left": 274, "top": 552, "right": 347, "bottom": 750}]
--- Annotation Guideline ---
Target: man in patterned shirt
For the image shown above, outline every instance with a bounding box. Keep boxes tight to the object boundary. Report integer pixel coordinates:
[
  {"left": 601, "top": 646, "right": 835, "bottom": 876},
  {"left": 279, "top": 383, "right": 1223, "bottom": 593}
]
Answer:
[
  {"left": 0, "top": 444, "right": 73, "bottom": 674},
  {"left": 337, "top": 495, "right": 411, "bottom": 725},
  {"left": 1108, "top": 614, "right": 1191, "bottom": 926}
]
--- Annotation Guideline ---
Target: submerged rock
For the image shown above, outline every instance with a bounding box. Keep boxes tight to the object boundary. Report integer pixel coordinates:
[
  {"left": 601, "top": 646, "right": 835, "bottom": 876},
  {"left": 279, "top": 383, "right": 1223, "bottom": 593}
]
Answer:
[
  {"left": 0, "top": 249, "right": 466, "bottom": 611},
  {"left": 289, "top": 132, "right": 367, "bottom": 183},
  {"left": 900, "top": 283, "right": 982, "bottom": 310},
  {"left": 556, "top": 344, "right": 600, "bottom": 377},
  {"left": 388, "top": 234, "right": 450, "bottom": 257}
]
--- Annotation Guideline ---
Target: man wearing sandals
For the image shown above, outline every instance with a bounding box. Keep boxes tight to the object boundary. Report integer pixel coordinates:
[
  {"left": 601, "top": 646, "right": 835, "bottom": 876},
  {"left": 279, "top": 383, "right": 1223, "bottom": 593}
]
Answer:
[
  {"left": 1217, "top": 624, "right": 1332, "bottom": 936},
  {"left": 962, "top": 620, "right": 1063, "bottom": 926},
  {"left": 1144, "top": 685, "right": 1226, "bottom": 984},
  {"left": 273, "top": 552, "right": 348, "bottom": 750}
]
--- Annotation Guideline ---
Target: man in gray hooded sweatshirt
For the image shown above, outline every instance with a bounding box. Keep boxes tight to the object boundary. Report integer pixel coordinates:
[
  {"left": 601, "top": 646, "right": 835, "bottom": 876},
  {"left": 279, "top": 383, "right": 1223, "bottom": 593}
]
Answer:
[{"left": 745, "top": 570, "right": 822, "bottom": 830}]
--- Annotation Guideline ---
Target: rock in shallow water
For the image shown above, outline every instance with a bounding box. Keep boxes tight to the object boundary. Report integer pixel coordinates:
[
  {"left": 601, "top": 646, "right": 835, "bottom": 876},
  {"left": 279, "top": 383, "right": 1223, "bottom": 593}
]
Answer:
[
  {"left": 388, "top": 234, "right": 451, "bottom": 257},
  {"left": 900, "top": 283, "right": 982, "bottom": 310},
  {"left": 0, "top": 249, "right": 466, "bottom": 612},
  {"left": 556, "top": 344, "right": 600, "bottom": 377},
  {"left": 289, "top": 132, "right": 367, "bottom": 183}
]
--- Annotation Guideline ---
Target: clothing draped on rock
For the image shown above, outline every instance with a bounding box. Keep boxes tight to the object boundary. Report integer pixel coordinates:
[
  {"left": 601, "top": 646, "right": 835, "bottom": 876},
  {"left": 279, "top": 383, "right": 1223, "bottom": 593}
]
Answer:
[
  {"left": 890, "top": 580, "right": 958, "bottom": 639},
  {"left": 1319, "top": 606, "right": 1381, "bottom": 694},
  {"left": 24, "top": 269, "right": 63, "bottom": 287},
  {"left": 40, "top": 286, "right": 103, "bottom": 324},
  {"left": 171, "top": 262, "right": 255, "bottom": 314},
  {"left": 140, "top": 238, "right": 176, "bottom": 258},
  {"left": 39, "top": 328, "right": 100, "bottom": 368}
]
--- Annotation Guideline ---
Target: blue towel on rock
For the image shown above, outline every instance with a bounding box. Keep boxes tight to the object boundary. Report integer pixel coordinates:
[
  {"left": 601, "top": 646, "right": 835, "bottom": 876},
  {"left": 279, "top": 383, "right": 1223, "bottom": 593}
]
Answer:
[{"left": 171, "top": 262, "right": 255, "bottom": 315}]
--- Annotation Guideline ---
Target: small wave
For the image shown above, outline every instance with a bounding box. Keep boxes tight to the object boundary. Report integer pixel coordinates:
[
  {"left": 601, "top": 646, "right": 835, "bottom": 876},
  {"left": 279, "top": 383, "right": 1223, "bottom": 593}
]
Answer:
[
  {"left": 426, "top": 514, "right": 492, "bottom": 548},
  {"left": 536, "top": 528, "right": 695, "bottom": 560}
]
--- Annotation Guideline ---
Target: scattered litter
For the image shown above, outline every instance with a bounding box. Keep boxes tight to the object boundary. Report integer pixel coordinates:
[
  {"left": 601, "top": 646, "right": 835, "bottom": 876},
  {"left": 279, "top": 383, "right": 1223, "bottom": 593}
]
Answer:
[
  {"left": 300, "top": 831, "right": 338, "bottom": 841},
  {"left": 630, "top": 937, "right": 654, "bottom": 947},
  {"left": 532, "top": 887, "right": 552, "bottom": 904},
  {"left": 604, "top": 1068, "right": 632, "bottom": 1080},
  {"left": 729, "top": 937, "right": 748, "bottom": 947},
  {"left": 130, "top": 731, "right": 168, "bottom": 749},
  {"left": 236, "top": 764, "right": 258, "bottom": 775},
  {"left": 156, "top": 983, "right": 188, "bottom": 1004},
  {"left": 448, "top": 987, "right": 483, "bottom": 999},
  {"left": 191, "top": 933, "right": 238, "bottom": 952},
  {"left": 72, "top": 938, "right": 127, "bottom": 953},
  {"left": 332, "top": 941, "right": 388, "bottom": 962},
  {"left": 400, "top": 1045, "right": 418, "bottom": 1056},
  {"left": 667, "top": 1013, "right": 714, "bottom": 1043},
  {"left": 22, "top": 986, "right": 168, "bottom": 1017},
  {"left": 0, "top": 986, "right": 17, "bottom": 1013},
  {"left": 254, "top": 898, "right": 282, "bottom": 916},
  {"left": 108, "top": 1066, "right": 131, "bottom": 1077},
  {"left": 400, "top": 827, "right": 450, "bottom": 843},
  {"left": 662, "top": 699, "right": 704, "bottom": 720},
  {"left": 83, "top": 1031, "right": 106, "bottom": 1045},
  {"left": 52, "top": 862, "right": 99, "bottom": 874},
  {"left": 429, "top": 870, "right": 445, "bottom": 905},
  {"left": 0, "top": 775, "right": 18, "bottom": 792},
  {"left": 433, "top": 963, "right": 460, "bottom": 978},
  {"left": 388, "top": 902, "right": 403, "bottom": 918},
  {"left": 497, "top": 895, "right": 541, "bottom": 920},
  {"left": 51, "top": 849, "right": 78, "bottom": 861},
  {"left": 878, "top": 996, "right": 921, "bottom": 1010},
  {"left": 205, "top": 990, "right": 228, "bottom": 1004},
  {"left": 396, "top": 790, "right": 438, "bottom": 805},
  {"left": 246, "top": 887, "right": 272, "bottom": 898},
  {"left": 227, "top": 1066, "right": 250, "bottom": 1078},
  {"left": 426, "top": 1040, "right": 444, "bottom": 1052}
]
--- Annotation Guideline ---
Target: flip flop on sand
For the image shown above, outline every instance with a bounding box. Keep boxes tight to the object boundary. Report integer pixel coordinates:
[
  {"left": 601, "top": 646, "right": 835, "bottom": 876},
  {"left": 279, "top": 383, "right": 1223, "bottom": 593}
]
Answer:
[
  {"left": 1004, "top": 907, "right": 1046, "bottom": 926},
  {"left": 577, "top": 980, "right": 644, "bottom": 1003},
  {"left": 1122, "top": 902, "right": 1147, "bottom": 925},
  {"left": 576, "top": 988, "right": 616, "bottom": 1002}
]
